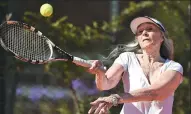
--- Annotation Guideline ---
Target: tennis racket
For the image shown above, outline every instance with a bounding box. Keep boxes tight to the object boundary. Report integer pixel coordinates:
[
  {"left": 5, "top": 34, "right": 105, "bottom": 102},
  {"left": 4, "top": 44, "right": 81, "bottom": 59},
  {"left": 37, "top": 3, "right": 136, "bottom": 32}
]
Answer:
[{"left": 0, "top": 21, "right": 106, "bottom": 70}]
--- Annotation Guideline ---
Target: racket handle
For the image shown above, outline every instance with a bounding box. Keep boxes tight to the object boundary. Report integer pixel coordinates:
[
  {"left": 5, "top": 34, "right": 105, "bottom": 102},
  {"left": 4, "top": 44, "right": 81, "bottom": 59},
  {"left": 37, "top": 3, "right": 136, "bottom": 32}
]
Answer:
[{"left": 72, "top": 57, "right": 107, "bottom": 71}]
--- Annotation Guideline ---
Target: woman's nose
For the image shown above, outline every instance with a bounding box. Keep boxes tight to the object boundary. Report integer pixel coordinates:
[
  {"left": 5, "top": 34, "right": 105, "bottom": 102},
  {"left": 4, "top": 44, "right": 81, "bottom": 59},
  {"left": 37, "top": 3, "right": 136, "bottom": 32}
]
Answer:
[{"left": 142, "top": 30, "right": 149, "bottom": 37}]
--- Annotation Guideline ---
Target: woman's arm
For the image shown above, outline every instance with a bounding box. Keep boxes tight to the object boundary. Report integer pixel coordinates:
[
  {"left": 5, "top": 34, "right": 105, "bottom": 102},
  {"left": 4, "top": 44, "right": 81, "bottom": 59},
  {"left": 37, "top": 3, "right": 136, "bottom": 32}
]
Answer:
[
  {"left": 89, "top": 52, "right": 129, "bottom": 91},
  {"left": 88, "top": 60, "right": 125, "bottom": 91},
  {"left": 118, "top": 70, "right": 182, "bottom": 103},
  {"left": 90, "top": 70, "right": 182, "bottom": 107},
  {"left": 95, "top": 63, "right": 124, "bottom": 90}
]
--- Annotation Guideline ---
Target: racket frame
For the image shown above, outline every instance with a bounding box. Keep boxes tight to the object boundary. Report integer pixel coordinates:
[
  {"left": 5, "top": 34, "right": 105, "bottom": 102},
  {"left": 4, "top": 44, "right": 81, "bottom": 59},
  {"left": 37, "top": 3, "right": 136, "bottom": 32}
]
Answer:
[{"left": 0, "top": 21, "right": 106, "bottom": 70}]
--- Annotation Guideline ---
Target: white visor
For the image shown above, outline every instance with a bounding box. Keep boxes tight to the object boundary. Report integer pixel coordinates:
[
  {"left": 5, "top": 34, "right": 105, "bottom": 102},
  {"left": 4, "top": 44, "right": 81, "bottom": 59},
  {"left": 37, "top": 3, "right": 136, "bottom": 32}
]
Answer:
[{"left": 130, "top": 16, "right": 166, "bottom": 34}]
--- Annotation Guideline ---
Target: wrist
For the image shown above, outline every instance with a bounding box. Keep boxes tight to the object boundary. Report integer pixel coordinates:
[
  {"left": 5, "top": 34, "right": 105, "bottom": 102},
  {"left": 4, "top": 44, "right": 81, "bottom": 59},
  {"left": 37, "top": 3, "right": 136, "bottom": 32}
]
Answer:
[{"left": 109, "top": 94, "right": 121, "bottom": 106}]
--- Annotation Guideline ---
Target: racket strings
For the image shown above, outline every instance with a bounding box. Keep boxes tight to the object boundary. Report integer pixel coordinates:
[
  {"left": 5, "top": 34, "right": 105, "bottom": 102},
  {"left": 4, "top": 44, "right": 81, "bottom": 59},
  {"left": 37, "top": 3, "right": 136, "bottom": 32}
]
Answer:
[{"left": 0, "top": 23, "right": 51, "bottom": 61}]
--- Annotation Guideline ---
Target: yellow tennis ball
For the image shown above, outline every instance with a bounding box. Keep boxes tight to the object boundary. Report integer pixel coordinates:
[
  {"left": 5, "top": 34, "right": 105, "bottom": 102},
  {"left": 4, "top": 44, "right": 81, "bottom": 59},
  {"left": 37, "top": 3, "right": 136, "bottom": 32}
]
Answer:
[{"left": 40, "top": 3, "right": 53, "bottom": 17}]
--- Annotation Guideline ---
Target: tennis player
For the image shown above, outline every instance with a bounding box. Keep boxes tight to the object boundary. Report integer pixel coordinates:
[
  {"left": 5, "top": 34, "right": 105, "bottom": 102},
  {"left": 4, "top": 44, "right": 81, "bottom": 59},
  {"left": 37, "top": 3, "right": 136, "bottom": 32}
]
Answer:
[{"left": 88, "top": 16, "right": 183, "bottom": 114}]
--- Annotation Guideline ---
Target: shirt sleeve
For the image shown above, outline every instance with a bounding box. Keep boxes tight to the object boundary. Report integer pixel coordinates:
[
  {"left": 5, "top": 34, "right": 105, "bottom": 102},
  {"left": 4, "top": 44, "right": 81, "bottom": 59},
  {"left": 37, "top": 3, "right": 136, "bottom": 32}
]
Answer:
[
  {"left": 167, "top": 62, "right": 183, "bottom": 75},
  {"left": 113, "top": 52, "right": 131, "bottom": 71}
]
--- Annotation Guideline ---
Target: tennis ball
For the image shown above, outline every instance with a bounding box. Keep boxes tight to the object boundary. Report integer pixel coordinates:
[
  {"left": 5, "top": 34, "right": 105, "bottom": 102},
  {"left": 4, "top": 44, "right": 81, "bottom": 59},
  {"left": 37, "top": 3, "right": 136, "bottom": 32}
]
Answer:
[{"left": 40, "top": 3, "right": 53, "bottom": 17}]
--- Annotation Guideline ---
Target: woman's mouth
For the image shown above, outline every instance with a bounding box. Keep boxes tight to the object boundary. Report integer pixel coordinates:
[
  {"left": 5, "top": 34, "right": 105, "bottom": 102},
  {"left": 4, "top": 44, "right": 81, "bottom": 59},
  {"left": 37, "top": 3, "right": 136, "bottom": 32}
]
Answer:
[{"left": 142, "top": 38, "right": 150, "bottom": 42}]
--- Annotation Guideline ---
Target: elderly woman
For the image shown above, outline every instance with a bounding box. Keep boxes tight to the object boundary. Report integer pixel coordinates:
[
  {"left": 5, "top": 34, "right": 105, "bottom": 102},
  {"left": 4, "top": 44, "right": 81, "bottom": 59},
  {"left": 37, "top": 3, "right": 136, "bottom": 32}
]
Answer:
[{"left": 88, "top": 16, "right": 183, "bottom": 114}]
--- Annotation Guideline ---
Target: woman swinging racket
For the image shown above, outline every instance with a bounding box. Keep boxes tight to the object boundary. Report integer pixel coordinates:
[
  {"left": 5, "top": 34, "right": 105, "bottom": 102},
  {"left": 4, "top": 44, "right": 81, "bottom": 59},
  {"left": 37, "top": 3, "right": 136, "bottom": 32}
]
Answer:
[{"left": 88, "top": 16, "right": 183, "bottom": 114}]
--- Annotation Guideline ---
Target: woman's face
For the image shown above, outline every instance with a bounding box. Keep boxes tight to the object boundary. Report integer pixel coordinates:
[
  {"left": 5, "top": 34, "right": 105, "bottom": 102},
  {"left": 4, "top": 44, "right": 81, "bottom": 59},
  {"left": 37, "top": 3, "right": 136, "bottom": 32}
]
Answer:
[{"left": 135, "top": 22, "right": 164, "bottom": 50}]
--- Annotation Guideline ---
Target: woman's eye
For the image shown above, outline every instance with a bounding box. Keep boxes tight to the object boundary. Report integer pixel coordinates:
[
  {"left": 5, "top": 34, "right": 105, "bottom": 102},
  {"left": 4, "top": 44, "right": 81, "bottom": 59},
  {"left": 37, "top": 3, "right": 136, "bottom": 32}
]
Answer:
[
  {"left": 147, "top": 27, "right": 153, "bottom": 31},
  {"left": 138, "top": 30, "right": 143, "bottom": 34}
]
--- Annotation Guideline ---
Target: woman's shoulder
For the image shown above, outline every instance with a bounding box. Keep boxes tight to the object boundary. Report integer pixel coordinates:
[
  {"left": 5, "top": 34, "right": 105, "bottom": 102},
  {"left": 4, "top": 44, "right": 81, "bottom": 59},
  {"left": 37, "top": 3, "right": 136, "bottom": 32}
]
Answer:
[
  {"left": 163, "top": 59, "right": 183, "bottom": 74},
  {"left": 118, "top": 52, "right": 142, "bottom": 61},
  {"left": 165, "top": 59, "right": 182, "bottom": 67}
]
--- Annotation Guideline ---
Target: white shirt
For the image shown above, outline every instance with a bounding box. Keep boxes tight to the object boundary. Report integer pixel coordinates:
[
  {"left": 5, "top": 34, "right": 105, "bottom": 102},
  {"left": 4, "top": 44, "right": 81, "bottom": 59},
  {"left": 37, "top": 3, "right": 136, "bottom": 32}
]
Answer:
[{"left": 114, "top": 52, "right": 183, "bottom": 114}]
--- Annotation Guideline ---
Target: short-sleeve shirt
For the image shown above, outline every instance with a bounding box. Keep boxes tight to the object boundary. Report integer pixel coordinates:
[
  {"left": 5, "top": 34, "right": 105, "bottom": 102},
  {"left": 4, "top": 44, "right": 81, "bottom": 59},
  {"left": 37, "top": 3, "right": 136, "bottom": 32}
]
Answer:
[{"left": 114, "top": 52, "right": 183, "bottom": 114}]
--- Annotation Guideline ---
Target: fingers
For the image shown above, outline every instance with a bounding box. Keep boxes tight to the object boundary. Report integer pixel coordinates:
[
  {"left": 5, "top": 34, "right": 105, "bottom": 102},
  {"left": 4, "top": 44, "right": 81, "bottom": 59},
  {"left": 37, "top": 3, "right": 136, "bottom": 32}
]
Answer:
[
  {"left": 94, "top": 102, "right": 105, "bottom": 114},
  {"left": 88, "top": 67, "right": 100, "bottom": 74},
  {"left": 88, "top": 97, "right": 113, "bottom": 114},
  {"left": 87, "top": 68, "right": 99, "bottom": 74},
  {"left": 88, "top": 102, "right": 104, "bottom": 114},
  {"left": 89, "top": 60, "right": 101, "bottom": 70},
  {"left": 99, "top": 104, "right": 109, "bottom": 114},
  {"left": 88, "top": 102, "right": 111, "bottom": 114},
  {"left": 88, "top": 60, "right": 103, "bottom": 74},
  {"left": 88, "top": 97, "right": 104, "bottom": 114},
  {"left": 107, "top": 103, "right": 113, "bottom": 109},
  {"left": 90, "top": 97, "right": 104, "bottom": 105},
  {"left": 88, "top": 104, "right": 99, "bottom": 114}
]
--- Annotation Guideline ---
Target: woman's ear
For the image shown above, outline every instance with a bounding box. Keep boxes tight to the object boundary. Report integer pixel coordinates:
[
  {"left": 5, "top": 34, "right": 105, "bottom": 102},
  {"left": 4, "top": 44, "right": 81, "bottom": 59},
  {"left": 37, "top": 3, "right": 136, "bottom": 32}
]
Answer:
[
  {"left": 160, "top": 32, "right": 165, "bottom": 43},
  {"left": 161, "top": 37, "right": 164, "bottom": 43},
  {"left": 168, "top": 39, "right": 174, "bottom": 60}
]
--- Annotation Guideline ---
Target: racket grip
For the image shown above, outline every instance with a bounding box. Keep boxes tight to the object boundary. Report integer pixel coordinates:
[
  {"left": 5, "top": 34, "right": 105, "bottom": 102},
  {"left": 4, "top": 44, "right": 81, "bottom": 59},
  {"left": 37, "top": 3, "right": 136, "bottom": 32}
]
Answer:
[{"left": 72, "top": 57, "right": 107, "bottom": 71}]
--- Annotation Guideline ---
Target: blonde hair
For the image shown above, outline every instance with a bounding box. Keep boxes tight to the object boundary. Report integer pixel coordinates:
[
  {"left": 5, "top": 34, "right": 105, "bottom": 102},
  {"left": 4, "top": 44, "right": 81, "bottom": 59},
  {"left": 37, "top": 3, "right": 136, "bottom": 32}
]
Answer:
[
  {"left": 161, "top": 35, "right": 174, "bottom": 60},
  {"left": 105, "top": 33, "right": 174, "bottom": 61}
]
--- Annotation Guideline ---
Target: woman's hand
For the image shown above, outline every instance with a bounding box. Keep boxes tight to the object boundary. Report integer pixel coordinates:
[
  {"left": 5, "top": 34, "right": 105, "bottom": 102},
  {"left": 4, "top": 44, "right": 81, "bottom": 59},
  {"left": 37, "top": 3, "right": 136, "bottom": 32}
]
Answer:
[
  {"left": 88, "top": 101, "right": 112, "bottom": 114},
  {"left": 88, "top": 95, "right": 120, "bottom": 114},
  {"left": 87, "top": 60, "right": 104, "bottom": 75}
]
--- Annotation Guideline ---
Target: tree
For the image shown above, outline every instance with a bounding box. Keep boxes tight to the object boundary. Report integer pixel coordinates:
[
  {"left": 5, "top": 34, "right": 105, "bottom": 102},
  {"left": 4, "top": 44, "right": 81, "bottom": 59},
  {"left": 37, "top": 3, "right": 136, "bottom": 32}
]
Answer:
[{"left": 11, "top": 1, "right": 190, "bottom": 114}]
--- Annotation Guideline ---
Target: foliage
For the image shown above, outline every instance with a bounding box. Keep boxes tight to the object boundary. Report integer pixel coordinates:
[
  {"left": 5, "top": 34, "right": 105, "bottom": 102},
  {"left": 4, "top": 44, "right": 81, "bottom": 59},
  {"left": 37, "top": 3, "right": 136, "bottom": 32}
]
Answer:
[
  {"left": 12, "top": 1, "right": 191, "bottom": 114},
  {"left": 173, "top": 77, "right": 190, "bottom": 114}
]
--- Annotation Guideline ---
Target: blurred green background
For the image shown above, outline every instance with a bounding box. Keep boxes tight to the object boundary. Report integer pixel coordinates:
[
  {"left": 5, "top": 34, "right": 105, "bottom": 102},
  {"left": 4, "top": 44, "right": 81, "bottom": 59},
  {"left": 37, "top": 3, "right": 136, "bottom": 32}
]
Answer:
[{"left": 0, "top": 0, "right": 190, "bottom": 114}]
